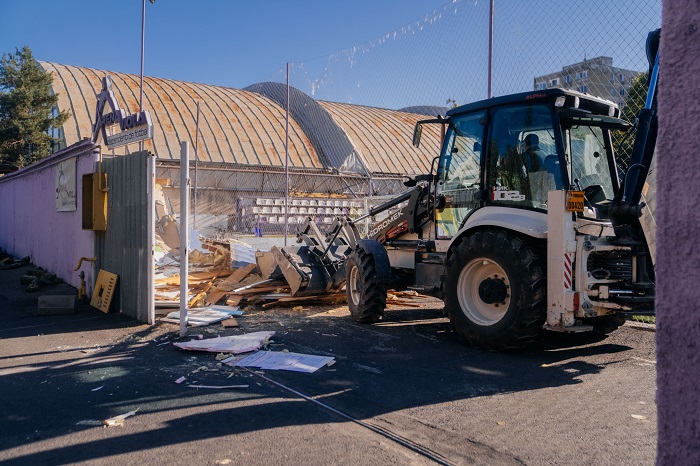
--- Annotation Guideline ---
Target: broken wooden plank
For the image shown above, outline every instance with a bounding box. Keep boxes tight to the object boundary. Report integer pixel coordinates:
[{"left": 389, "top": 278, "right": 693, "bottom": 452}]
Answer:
[
  {"left": 204, "top": 287, "right": 228, "bottom": 306},
  {"left": 260, "top": 292, "right": 346, "bottom": 308},
  {"left": 220, "top": 263, "right": 257, "bottom": 286},
  {"left": 226, "top": 295, "right": 243, "bottom": 306},
  {"left": 155, "top": 269, "right": 232, "bottom": 286},
  {"left": 188, "top": 272, "right": 222, "bottom": 308},
  {"left": 221, "top": 317, "right": 239, "bottom": 328},
  {"left": 386, "top": 299, "right": 423, "bottom": 308},
  {"left": 234, "top": 284, "right": 289, "bottom": 295},
  {"left": 230, "top": 278, "right": 278, "bottom": 294}
]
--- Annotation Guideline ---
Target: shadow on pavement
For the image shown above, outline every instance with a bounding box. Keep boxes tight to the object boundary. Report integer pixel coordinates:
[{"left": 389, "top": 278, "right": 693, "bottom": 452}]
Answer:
[{"left": 0, "top": 264, "right": 637, "bottom": 465}]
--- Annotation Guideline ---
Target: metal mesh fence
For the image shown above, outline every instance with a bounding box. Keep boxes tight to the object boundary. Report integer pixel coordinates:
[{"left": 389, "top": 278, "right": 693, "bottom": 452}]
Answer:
[{"left": 154, "top": 0, "right": 661, "bottom": 266}]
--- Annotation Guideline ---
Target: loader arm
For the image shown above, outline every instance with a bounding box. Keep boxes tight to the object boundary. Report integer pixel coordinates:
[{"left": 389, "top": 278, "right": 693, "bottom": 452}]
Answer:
[{"left": 610, "top": 29, "right": 660, "bottom": 235}]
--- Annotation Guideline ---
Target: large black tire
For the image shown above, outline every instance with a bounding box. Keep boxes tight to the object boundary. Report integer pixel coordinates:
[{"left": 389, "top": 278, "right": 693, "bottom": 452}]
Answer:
[
  {"left": 346, "top": 248, "right": 387, "bottom": 323},
  {"left": 444, "top": 230, "right": 546, "bottom": 350}
]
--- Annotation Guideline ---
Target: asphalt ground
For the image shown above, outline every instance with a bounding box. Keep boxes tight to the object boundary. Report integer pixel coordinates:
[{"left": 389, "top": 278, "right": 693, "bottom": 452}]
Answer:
[{"left": 0, "top": 263, "right": 657, "bottom": 465}]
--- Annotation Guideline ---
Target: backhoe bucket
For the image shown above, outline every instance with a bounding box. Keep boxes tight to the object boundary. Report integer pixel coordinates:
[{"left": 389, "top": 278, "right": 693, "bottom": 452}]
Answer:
[
  {"left": 271, "top": 245, "right": 331, "bottom": 296},
  {"left": 270, "top": 216, "right": 359, "bottom": 296}
]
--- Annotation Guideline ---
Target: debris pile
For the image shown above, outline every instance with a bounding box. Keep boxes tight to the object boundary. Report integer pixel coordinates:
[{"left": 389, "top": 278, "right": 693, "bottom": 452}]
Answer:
[
  {"left": 20, "top": 267, "right": 63, "bottom": 292},
  {"left": 154, "top": 243, "right": 349, "bottom": 317},
  {"left": 0, "top": 248, "right": 30, "bottom": 270},
  {"left": 0, "top": 248, "right": 64, "bottom": 292}
]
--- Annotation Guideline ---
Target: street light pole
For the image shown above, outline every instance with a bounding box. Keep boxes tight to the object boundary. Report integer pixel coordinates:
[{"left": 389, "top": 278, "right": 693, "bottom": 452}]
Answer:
[
  {"left": 139, "top": 0, "right": 155, "bottom": 151},
  {"left": 140, "top": 0, "right": 146, "bottom": 114}
]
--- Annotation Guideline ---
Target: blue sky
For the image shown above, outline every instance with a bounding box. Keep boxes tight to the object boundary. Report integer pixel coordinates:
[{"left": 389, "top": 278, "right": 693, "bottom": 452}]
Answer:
[
  {"left": 0, "top": 0, "right": 661, "bottom": 109},
  {"left": 0, "top": 0, "right": 447, "bottom": 89}
]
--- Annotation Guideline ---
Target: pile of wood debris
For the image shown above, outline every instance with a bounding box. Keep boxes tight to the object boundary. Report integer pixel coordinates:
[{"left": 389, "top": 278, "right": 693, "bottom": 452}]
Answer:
[
  {"left": 155, "top": 262, "right": 347, "bottom": 312},
  {"left": 154, "top": 238, "right": 430, "bottom": 315}
]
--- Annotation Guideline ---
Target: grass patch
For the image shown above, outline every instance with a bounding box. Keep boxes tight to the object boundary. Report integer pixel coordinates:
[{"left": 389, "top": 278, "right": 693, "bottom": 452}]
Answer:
[{"left": 631, "top": 315, "right": 655, "bottom": 324}]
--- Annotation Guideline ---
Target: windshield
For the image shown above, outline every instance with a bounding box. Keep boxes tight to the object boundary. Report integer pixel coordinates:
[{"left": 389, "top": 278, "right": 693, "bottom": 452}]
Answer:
[
  {"left": 565, "top": 124, "right": 617, "bottom": 218},
  {"left": 435, "top": 111, "right": 485, "bottom": 237},
  {"left": 486, "top": 104, "right": 560, "bottom": 211}
]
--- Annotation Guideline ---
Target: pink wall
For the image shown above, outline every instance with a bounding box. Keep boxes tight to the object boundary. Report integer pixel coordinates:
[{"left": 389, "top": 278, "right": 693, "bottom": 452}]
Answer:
[{"left": 0, "top": 140, "right": 99, "bottom": 291}]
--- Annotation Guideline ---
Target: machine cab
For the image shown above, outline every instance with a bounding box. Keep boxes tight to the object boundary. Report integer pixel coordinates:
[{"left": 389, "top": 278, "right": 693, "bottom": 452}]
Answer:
[{"left": 418, "top": 90, "right": 631, "bottom": 238}]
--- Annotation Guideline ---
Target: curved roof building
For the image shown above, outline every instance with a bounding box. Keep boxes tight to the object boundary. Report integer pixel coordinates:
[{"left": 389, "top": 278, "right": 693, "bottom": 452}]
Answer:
[{"left": 42, "top": 62, "right": 443, "bottom": 177}]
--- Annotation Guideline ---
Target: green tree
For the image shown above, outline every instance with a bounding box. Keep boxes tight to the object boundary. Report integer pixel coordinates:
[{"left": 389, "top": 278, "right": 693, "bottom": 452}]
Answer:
[
  {"left": 0, "top": 46, "right": 69, "bottom": 168},
  {"left": 612, "top": 72, "right": 649, "bottom": 171}
]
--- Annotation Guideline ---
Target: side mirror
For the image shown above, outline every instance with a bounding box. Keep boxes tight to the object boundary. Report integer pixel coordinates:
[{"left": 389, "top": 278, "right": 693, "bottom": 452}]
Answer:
[{"left": 412, "top": 123, "right": 423, "bottom": 148}]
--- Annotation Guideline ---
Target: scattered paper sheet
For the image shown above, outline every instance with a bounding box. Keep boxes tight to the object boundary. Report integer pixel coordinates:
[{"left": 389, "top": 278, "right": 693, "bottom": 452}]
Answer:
[
  {"left": 187, "top": 385, "right": 249, "bottom": 389},
  {"left": 203, "top": 305, "right": 243, "bottom": 315},
  {"left": 166, "top": 308, "right": 231, "bottom": 324},
  {"left": 173, "top": 331, "right": 275, "bottom": 354},
  {"left": 160, "top": 318, "right": 209, "bottom": 327},
  {"left": 227, "top": 350, "right": 335, "bottom": 373},
  {"left": 104, "top": 408, "right": 139, "bottom": 427},
  {"left": 76, "top": 420, "right": 103, "bottom": 426}
]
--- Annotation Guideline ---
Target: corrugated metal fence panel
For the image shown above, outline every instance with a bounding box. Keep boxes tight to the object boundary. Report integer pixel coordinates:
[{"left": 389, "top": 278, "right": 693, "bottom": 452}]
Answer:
[{"left": 96, "top": 151, "right": 151, "bottom": 322}]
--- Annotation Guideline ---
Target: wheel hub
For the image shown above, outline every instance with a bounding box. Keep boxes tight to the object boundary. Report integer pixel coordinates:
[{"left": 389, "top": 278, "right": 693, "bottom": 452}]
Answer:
[
  {"left": 457, "top": 258, "right": 511, "bottom": 326},
  {"left": 478, "top": 277, "right": 508, "bottom": 304}
]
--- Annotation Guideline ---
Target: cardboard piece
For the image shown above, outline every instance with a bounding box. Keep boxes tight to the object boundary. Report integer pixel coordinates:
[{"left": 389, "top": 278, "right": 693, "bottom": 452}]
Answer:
[
  {"left": 222, "top": 317, "right": 239, "bottom": 328},
  {"left": 90, "top": 270, "right": 118, "bottom": 313}
]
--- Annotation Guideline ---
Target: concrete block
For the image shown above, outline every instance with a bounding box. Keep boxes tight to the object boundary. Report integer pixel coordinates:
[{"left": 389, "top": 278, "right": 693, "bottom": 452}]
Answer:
[{"left": 37, "top": 295, "right": 77, "bottom": 315}]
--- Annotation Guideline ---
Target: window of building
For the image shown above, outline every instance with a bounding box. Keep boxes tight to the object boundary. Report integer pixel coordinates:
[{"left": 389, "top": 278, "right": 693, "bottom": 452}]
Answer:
[
  {"left": 611, "top": 73, "right": 615, "bottom": 83},
  {"left": 577, "top": 85, "right": 589, "bottom": 93},
  {"left": 565, "top": 75, "right": 573, "bottom": 83},
  {"left": 619, "top": 74, "right": 626, "bottom": 83},
  {"left": 549, "top": 78, "right": 559, "bottom": 87},
  {"left": 619, "top": 88, "right": 626, "bottom": 97},
  {"left": 576, "top": 71, "right": 588, "bottom": 80},
  {"left": 535, "top": 82, "right": 546, "bottom": 90}
]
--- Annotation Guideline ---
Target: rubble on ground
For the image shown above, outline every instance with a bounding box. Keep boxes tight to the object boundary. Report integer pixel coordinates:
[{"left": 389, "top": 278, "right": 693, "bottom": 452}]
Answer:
[{"left": 0, "top": 248, "right": 64, "bottom": 292}]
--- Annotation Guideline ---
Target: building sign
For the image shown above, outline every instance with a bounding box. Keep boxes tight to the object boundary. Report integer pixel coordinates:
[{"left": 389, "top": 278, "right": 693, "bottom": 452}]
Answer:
[
  {"left": 91, "top": 75, "right": 153, "bottom": 150},
  {"left": 56, "top": 157, "right": 76, "bottom": 211}
]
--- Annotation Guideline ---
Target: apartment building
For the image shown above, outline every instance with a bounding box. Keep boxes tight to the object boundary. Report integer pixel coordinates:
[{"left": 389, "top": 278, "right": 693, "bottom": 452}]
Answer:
[{"left": 534, "top": 56, "right": 641, "bottom": 108}]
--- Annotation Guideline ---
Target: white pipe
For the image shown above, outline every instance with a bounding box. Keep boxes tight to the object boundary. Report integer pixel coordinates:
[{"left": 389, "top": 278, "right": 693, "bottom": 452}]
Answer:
[
  {"left": 193, "top": 101, "right": 200, "bottom": 229},
  {"left": 179, "top": 141, "right": 190, "bottom": 337},
  {"left": 147, "top": 151, "right": 155, "bottom": 324},
  {"left": 139, "top": 0, "right": 146, "bottom": 152},
  {"left": 284, "top": 62, "right": 290, "bottom": 246},
  {"left": 488, "top": 0, "right": 494, "bottom": 98}
]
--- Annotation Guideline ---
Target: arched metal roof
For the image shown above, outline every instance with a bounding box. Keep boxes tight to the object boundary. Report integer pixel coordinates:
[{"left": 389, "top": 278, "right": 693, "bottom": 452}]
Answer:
[
  {"left": 42, "top": 62, "right": 443, "bottom": 176},
  {"left": 244, "top": 82, "right": 365, "bottom": 173},
  {"left": 41, "top": 62, "right": 322, "bottom": 169},
  {"left": 318, "top": 101, "right": 442, "bottom": 176},
  {"left": 399, "top": 105, "right": 450, "bottom": 117}
]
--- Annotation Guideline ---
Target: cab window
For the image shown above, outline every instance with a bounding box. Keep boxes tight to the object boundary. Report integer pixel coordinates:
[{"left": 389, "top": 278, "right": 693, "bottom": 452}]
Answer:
[{"left": 486, "top": 104, "right": 561, "bottom": 211}]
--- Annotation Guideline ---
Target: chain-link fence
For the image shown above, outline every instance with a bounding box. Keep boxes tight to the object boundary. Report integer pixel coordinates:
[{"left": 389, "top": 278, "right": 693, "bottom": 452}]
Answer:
[{"left": 154, "top": 0, "right": 661, "bottom": 260}]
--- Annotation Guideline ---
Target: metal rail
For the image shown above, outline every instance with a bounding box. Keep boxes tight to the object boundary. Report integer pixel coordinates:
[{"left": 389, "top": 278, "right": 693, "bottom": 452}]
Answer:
[{"left": 244, "top": 368, "right": 456, "bottom": 466}]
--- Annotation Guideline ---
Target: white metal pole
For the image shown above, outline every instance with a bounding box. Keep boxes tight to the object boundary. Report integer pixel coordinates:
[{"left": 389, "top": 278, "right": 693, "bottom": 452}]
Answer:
[
  {"left": 284, "top": 63, "right": 290, "bottom": 246},
  {"left": 147, "top": 151, "right": 155, "bottom": 324},
  {"left": 487, "top": 0, "right": 494, "bottom": 98},
  {"left": 179, "top": 141, "right": 190, "bottom": 337},
  {"left": 193, "top": 101, "right": 200, "bottom": 230},
  {"left": 139, "top": 0, "right": 146, "bottom": 152}
]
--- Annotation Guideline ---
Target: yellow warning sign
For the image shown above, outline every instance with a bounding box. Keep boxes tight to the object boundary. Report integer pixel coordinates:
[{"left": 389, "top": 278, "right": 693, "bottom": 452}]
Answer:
[
  {"left": 566, "top": 190, "right": 585, "bottom": 212},
  {"left": 90, "top": 269, "right": 118, "bottom": 313}
]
